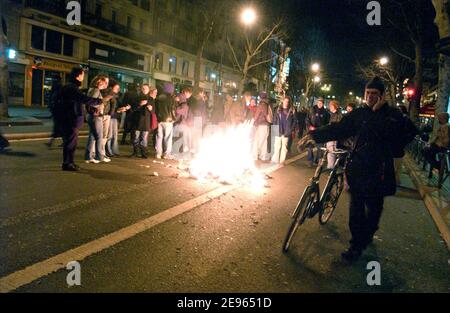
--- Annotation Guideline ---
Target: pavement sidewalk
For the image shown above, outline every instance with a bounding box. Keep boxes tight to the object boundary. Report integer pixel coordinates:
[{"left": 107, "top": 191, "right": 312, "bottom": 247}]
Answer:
[
  {"left": 403, "top": 154, "right": 450, "bottom": 249},
  {"left": 1, "top": 106, "right": 89, "bottom": 140}
]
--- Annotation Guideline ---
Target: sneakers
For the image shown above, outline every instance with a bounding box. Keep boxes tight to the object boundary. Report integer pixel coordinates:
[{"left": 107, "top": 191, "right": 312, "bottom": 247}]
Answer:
[
  {"left": 163, "top": 155, "right": 174, "bottom": 160},
  {"left": 85, "top": 159, "right": 100, "bottom": 164},
  {"left": 341, "top": 246, "right": 362, "bottom": 262},
  {"left": 102, "top": 157, "right": 112, "bottom": 163},
  {"left": 156, "top": 155, "right": 162, "bottom": 159}
]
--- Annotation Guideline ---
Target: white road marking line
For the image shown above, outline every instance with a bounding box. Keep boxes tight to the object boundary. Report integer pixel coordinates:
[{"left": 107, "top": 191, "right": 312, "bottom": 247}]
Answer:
[{"left": 0, "top": 152, "right": 306, "bottom": 293}]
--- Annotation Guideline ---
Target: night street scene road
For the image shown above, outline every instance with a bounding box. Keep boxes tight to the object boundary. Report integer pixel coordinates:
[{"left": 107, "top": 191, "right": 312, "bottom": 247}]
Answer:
[{"left": 0, "top": 0, "right": 449, "bottom": 303}]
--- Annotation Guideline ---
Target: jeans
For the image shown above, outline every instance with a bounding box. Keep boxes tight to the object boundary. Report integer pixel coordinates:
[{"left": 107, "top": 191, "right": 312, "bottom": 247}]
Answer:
[
  {"left": 252, "top": 125, "right": 269, "bottom": 161},
  {"left": 133, "top": 130, "right": 149, "bottom": 147},
  {"left": 271, "top": 135, "right": 289, "bottom": 164},
  {"left": 326, "top": 141, "right": 337, "bottom": 169},
  {"left": 106, "top": 118, "right": 120, "bottom": 156},
  {"left": 349, "top": 193, "right": 384, "bottom": 250},
  {"left": 156, "top": 122, "right": 174, "bottom": 157},
  {"left": 85, "top": 115, "right": 104, "bottom": 161}
]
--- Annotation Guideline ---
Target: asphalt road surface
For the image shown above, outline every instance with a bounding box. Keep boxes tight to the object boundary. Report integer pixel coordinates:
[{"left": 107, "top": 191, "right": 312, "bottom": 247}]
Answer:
[{"left": 0, "top": 138, "right": 448, "bottom": 293}]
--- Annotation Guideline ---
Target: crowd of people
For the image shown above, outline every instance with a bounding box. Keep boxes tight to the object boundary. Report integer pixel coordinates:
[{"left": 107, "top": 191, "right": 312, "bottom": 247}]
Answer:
[{"left": 48, "top": 66, "right": 387, "bottom": 173}]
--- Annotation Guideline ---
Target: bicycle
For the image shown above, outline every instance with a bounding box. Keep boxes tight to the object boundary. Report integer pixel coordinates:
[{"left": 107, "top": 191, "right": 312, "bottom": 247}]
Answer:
[{"left": 282, "top": 147, "right": 350, "bottom": 253}]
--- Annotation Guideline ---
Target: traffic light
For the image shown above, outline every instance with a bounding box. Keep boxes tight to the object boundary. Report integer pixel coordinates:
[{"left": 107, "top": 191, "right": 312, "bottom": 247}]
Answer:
[{"left": 404, "top": 88, "right": 415, "bottom": 100}]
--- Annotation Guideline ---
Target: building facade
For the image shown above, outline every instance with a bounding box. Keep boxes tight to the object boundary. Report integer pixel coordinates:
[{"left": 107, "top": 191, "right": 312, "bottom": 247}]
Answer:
[{"left": 2, "top": 0, "right": 265, "bottom": 108}]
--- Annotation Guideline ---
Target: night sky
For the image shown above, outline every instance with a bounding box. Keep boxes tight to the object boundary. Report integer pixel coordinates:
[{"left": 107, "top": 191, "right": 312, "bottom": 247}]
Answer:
[{"left": 268, "top": 0, "right": 440, "bottom": 98}]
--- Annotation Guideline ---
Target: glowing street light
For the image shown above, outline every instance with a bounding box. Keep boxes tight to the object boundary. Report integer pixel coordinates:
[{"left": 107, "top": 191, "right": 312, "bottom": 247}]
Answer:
[
  {"left": 313, "top": 76, "right": 321, "bottom": 83},
  {"left": 241, "top": 8, "right": 257, "bottom": 26},
  {"left": 379, "top": 57, "right": 389, "bottom": 66},
  {"left": 349, "top": 91, "right": 353, "bottom": 96},
  {"left": 311, "top": 63, "right": 320, "bottom": 73}
]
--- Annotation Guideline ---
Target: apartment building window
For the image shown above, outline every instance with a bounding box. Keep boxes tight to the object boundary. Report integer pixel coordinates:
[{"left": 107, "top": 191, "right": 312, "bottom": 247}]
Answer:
[
  {"left": 154, "top": 53, "right": 163, "bottom": 71},
  {"left": 31, "top": 26, "right": 74, "bottom": 56},
  {"left": 127, "top": 16, "right": 133, "bottom": 31},
  {"left": 169, "top": 56, "right": 177, "bottom": 74},
  {"left": 141, "top": 0, "right": 150, "bottom": 11},
  {"left": 111, "top": 10, "right": 117, "bottom": 24},
  {"left": 95, "top": 2, "right": 102, "bottom": 17},
  {"left": 182, "top": 60, "right": 189, "bottom": 77}
]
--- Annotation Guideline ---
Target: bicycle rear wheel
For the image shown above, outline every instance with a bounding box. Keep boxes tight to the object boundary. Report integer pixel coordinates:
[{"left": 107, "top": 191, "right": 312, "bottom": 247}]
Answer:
[
  {"left": 319, "top": 173, "right": 344, "bottom": 225},
  {"left": 283, "top": 186, "right": 315, "bottom": 253}
]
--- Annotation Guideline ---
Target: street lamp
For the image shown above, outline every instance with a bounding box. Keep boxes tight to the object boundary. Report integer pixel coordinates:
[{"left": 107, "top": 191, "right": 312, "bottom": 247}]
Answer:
[
  {"left": 311, "top": 63, "right": 320, "bottom": 73},
  {"left": 313, "top": 76, "right": 321, "bottom": 83},
  {"left": 379, "top": 57, "right": 389, "bottom": 66},
  {"left": 241, "top": 8, "right": 257, "bottom": 26}
]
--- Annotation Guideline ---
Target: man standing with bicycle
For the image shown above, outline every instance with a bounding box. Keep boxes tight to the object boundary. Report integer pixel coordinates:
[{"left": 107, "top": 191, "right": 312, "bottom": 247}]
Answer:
[
  {"left": 298, "top": 77, "right": 417, "bottom": 262},
  {"left": 305, "top": 98, "right": 330, "bottom": 167}
]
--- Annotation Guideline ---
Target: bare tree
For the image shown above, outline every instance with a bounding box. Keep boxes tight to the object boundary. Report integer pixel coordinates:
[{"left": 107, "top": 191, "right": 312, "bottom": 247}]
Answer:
[
  {"left": 288, "top": 28, "right": 331, "bottom": 102},
  {"left": 191, "top": 1, "right": 227, "bottom": 93},
  {"left": 384, "top": 0, "right": 432, "bottom": 120},
  {"left": 431, "top": 0, "right": 450, "bottom": 133},
  {"left": 226, "top": 20, "right": 284, "bottom": 92}
]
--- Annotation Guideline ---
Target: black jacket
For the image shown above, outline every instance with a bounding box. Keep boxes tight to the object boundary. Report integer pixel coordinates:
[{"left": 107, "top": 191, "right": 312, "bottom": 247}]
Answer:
[
  {"left": 156, "top": 93, "right": 175, "bottom": 123},
  {"left": 58, "top": 79, "right": 102, "bottom": 128},
  {"left": 306, "top": 105, "right": 330, "bottom": 131},
  {"left": 132, "top": 95, "right": 154, "bottom": 132},
  {"left": 311, "top": 103, "right": 417, "bottom": 196}
]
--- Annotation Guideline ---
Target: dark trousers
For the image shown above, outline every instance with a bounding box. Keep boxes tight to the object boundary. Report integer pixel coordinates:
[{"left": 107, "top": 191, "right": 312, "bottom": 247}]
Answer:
[
  {"left": 424, "top": 144, "right": 445, "bottom": 168},
  {"left": 62, "top": 125, "right": 79, "bottom": 166},
  {"left": 348, "top": 193, "right": 384, "bottom": 250}
]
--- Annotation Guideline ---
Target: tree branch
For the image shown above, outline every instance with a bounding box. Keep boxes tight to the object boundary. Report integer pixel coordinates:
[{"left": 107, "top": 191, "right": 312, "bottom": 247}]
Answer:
[
  {"left": 227, "top": 35, "right": 243, "bottom": 72},
  {"left": 390, "top": 47, "right": 415, "bottom": 63},
  {"left": 247, "top": 57, "right": 274, "bottom": 71}
]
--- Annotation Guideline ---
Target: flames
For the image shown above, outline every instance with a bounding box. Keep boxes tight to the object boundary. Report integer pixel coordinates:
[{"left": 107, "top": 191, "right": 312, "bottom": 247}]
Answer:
[{"left": 189, "top": 121, "right": 267, "bottom": 192}]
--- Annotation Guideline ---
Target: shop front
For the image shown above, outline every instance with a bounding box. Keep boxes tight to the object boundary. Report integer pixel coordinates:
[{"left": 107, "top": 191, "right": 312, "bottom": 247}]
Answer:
[{"left": 25, "top": 56, "right": 80, "bottom": 107}]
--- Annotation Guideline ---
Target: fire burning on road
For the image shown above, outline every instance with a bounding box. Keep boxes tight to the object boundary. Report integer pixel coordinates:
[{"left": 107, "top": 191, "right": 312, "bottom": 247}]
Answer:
[{"left": 188, "top": 121, "right": 267, "bottom": 192}]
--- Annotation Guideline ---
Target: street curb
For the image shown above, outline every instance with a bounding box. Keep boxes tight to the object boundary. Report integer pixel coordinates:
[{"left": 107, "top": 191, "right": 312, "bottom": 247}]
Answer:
[{"left": 403, "top": 155, "right": 450, "bottom": 250}]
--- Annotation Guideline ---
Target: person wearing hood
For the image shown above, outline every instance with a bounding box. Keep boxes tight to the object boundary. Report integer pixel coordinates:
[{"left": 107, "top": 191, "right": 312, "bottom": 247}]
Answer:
[
  {"left": 271, "top": 97, "right": 297, "bottom": 164},
  {"left": 58, "top": 67, "right": 102, "bottom": 171}
]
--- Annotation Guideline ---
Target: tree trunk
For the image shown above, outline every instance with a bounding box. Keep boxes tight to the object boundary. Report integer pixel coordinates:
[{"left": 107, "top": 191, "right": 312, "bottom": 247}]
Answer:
[
  {"left": 435, "top": 54, "right": 450, "bottom": 122},
  {"left": 194, "top": 47, "right": 204, "bottom": 94},
  {"left": 409, "top": 41, "right": 423, "bottom": 122},
  {"left": 432, "top": 0, "right": 450, "bottom": 133}
]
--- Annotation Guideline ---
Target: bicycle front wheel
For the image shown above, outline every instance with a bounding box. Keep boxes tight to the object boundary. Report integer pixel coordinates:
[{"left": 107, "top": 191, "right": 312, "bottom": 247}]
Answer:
[
  {"left": 319, "top": 173, "right": 344, "bottom": 225},
  {"left": 283, "top": 186, "right": 314, "bottom": 253}
]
